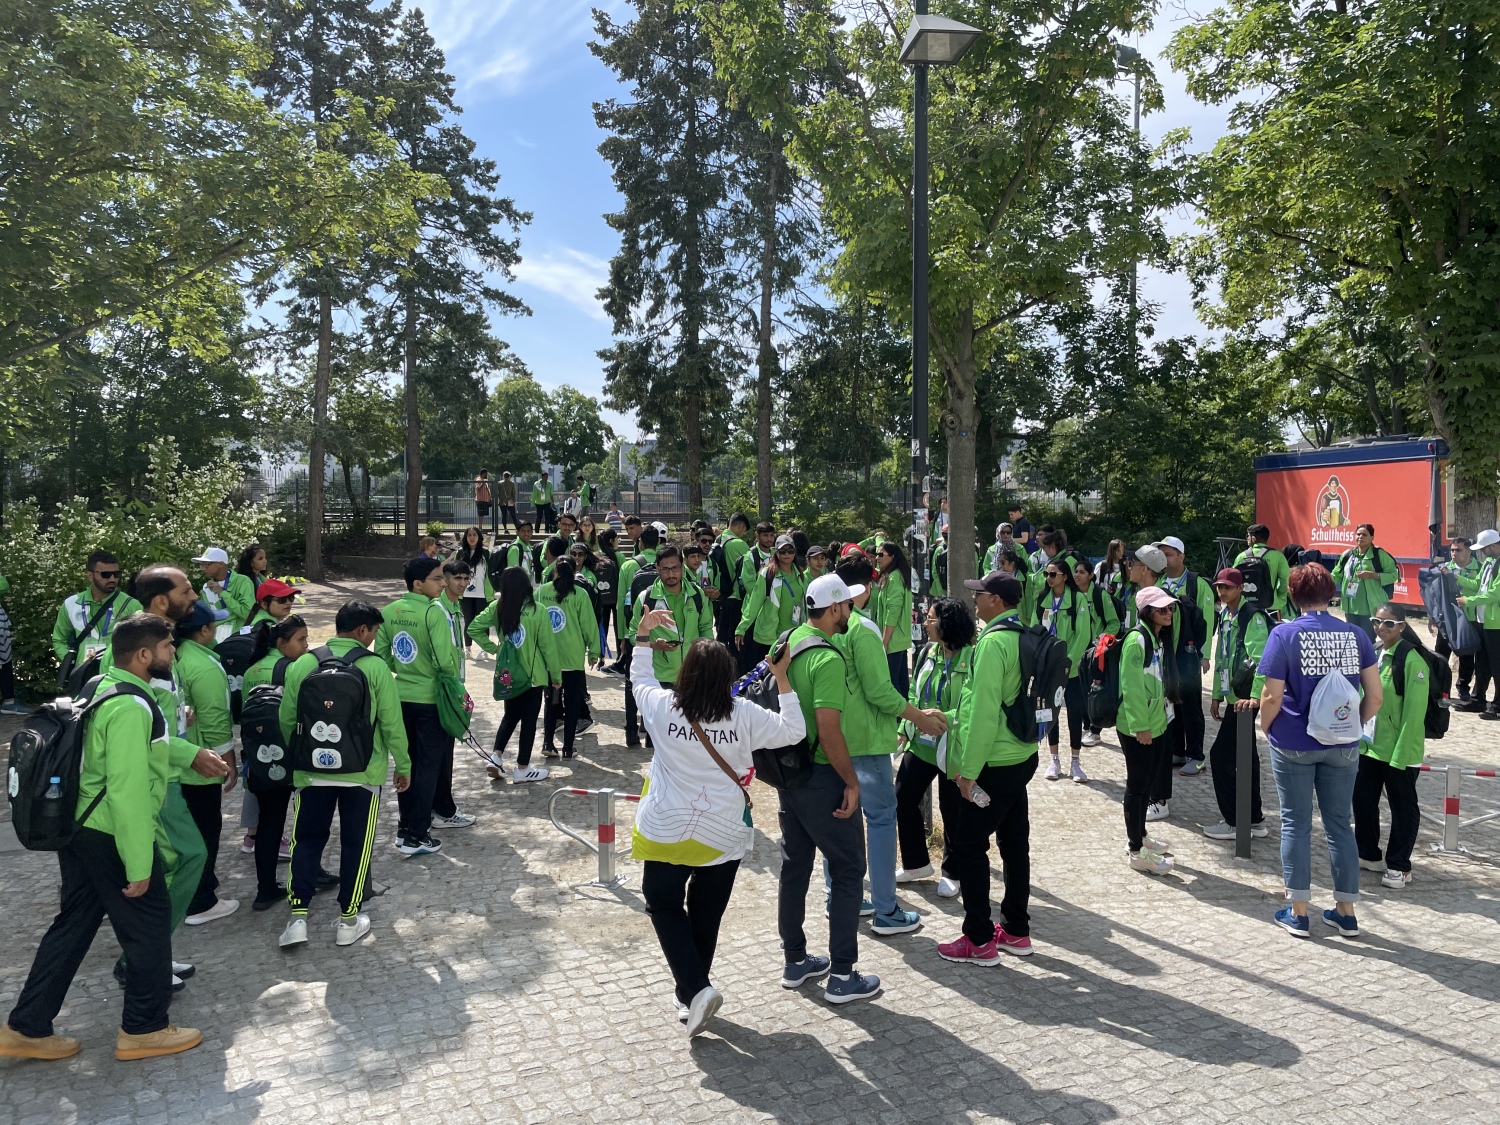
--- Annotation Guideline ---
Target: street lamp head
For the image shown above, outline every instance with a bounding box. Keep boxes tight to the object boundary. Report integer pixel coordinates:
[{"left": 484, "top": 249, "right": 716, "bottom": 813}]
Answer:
[
  {"left": 1112, "top": 41, "right": 1143, "bottom": 69},
  {"left": 899, "top": 14, "right": 984, "bottom": 66}
]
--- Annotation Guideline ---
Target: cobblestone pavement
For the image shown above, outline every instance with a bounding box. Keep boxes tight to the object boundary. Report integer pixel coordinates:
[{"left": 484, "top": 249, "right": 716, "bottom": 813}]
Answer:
[{"left": 2, "top": 578, "right": 1498, "bottom": 1123}]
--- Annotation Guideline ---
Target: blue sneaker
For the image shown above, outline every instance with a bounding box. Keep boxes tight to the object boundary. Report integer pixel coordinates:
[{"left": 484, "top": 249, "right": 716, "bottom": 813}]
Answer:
[
  {"left": 1274, "top": 907, "right": 1310, "bottom": 938},
  {"left": 1321, "top": 908, "right": 1360, "bottom": 937},
  {"left": 780, "top": 955, "right": 831, "bottom": 989},
  {"left": 823, "top": 970, "right": 881, "bottom": 1005},
  {"left": 825, "top": 896, "right": 876, "bottom": 918},
  {"left": 870, "top": 908, "right": 921, "bottom": 936}
]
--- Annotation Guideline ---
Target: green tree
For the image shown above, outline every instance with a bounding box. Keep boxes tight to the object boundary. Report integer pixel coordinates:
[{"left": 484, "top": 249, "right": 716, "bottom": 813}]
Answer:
[
  {"left": 1171, "top": 0, "right": 1500, "bottom": 531},
  {"left": 541, "top": 386, "right": 616, "bottom": 483},
  {"left": 474, "top": 371, "right": 548, "bottom": 477}
]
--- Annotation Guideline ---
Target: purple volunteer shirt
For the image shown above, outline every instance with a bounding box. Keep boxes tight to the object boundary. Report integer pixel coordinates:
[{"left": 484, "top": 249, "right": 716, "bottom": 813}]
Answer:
[{"left": 1256, "top": 611, "right": 1376, "bottom": 751}]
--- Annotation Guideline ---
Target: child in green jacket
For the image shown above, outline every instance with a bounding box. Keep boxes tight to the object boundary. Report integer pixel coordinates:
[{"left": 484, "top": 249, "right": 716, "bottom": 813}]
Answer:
[{"left": 1118, "top": 587, "right": 1177, "bottom": 875}]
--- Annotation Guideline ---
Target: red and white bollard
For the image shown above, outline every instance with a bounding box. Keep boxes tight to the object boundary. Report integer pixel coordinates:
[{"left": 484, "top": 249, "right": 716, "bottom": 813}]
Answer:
[{"left": 547, "top": 786, "right": 640, "bottom": 888}]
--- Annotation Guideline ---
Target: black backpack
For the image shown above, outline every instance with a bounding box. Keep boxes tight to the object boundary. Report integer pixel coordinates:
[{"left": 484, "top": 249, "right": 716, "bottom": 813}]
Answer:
[
  {"left": 8, "top": 678, "right": 164, "bottom": 851},
  {"left": 63, "top": 649, "right": 105, "bottom": 699},
  {"left": 1083, "top": 632, "right": 1125, "bottom": 729},
  {"left": 242, "top": 658, "right": 292, "bottom": 793},
  {"left": 1337, "top": 546, "right": 1398, "bottom": 600},
  {"left": 291, "top": 646, "right": 376, "bottom": 775},
  {"left": 735, "top": 630, "right": 841, "bottom": 790},
  {"left": 55, "top": 593, "right": 122, "bottom": 690},
  {"left": 216, "top": 622, "right": 267, "bottom": 721},
  {"left": 1170, "top": 572, "right": 1210, "bottom": 663},
  {"left": 1238, "top": 548, "right": 1275, "bottom": 614},
  {"left": 1228, "top": 604, "right": 1272, "bottom": 700},
  {"left": 986, "top": 617, "right": 1071, "bottom": 743},
  {"left": 1393, "top": 640, "right": 1451, "bottom": 740}
]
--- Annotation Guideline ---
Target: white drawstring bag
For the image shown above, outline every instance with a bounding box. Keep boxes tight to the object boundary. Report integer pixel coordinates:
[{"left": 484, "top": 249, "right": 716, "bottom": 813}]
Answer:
[{"left": 1307, "top": 672, "right": 1362, "bottom": 745}]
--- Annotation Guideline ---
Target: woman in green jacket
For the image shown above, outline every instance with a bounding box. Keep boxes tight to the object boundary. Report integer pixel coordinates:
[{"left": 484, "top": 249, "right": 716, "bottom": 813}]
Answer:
[
  {"left": 536, "top": 558, "right": 599, "bottom": 760},
  {"left": 1119, "top": 586, "right": 1179, "bottom": 875},
  {"left": 1037, "top": 561, "right": 1093, "bottom": 783},
  {"left": 894, "top": 597, "right": 976, "bottom": 898},
  {"left": 1072, "top": 557, "right": 1120, "bottom": 749},
  {"left": 874, "top": 540, "right": 914, "bottom": 694},
  {"left": 242, "top": 614, "right": 309, "bottom": 909},
  {"left": 735, "top": 535, "right": 806, "bottom": 666},
  {"left": 994, "top": 545, "right": 1037, "bottom": 626},
  {"left": 468, "top": 566, "right": 562, "bottom": 783},
  {"left": 1353, "top": 604, "right": 1429, "bottom": 890}
]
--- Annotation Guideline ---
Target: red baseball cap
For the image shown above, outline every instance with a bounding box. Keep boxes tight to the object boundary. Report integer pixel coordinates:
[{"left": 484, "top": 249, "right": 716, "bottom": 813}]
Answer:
[
  {"left": 840, "top": 543, "right": 868, "bottom": 560},
  {"left": 1213, "top": 567, "right": 1244, "bottom": 588},
  {"left": 257, "top": 578, "right": 300, "bottom": 599}
]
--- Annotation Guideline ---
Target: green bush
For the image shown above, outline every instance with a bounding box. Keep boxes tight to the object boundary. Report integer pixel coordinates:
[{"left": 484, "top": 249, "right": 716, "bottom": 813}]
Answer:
[{"left": 0, "top": 440, "right": 278, "bottom": 694}]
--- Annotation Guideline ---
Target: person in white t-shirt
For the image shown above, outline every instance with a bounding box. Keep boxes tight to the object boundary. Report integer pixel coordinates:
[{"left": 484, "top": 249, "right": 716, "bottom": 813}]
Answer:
[{"left": 629, "top": 608, "right": 804, "bottom": 1038}]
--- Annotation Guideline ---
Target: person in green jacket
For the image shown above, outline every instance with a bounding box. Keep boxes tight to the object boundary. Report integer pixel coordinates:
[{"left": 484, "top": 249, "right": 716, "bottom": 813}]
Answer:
[
  {"left": 377, "top": 556, "right": 462, "bottom": 855},
  {"left": 831, "top": 559, "right": 946, "bottom": 936},
  {"left": 1234, "top": 524, "right": 1290, "bottom": 618},
  {"left": 928, "top": 532, "right": 949, "bottom": 598},
  {"left": 243, "top": 614, "right": 310, "bottom": 910},
  {"left": 1203, "top": 568, "right": 1271, "bottom": 842},
  {"left": 0, "top": 613, "right": 203, "bottom": 1063},
  {"left": 173, "top": 602, "right": 239, "bottom": 926},
  {"left": 497, "top": 520, "right": 541, "bottom": 583},
  {"left": 737, "top": 534, "right": 806, "bottom": 668},
  {"left": 52, "top": 550, "right": 143, "bottom": 674},
  {"left": 873, "top": 541, "right": 913, "bottom": 694},
  {"left": 714, "top": 513, "right": 752, "bottom": 649},
  {"left": 1354, "top": 604, "right": 1431, "bottom": 890},
  {"left": 894, "top": 596, "right": 975, "bottom": 897},
  {"left": 277, "top": 600, "right": 411, "bottom": 949},
  {"left": 430, "top": 560, "right": 478, "bottom": 831},
  {"left": 1156, "top": 536, "right": 1218, "bottom": 780},
  {"left": 618, "top": 525, "right": 662, "bottom": 746},
  {"left": 192, "top": 546, "right": 255, "bottom": 640},
  {"left": 1118, "top": 586, "right": 1178, "bottom": 876},
  {"left": 734, "top": 522, "right": 778, "bottom": 641},
  {"left": 1071, "top": 557, "right": 1119, "bottom": 749},
  {"left": 1455, "top": 527, "right": 1500, "bottom": 719},
  {"left": 1439, "top": 536, "right": 1481, "bottom": 705},
  {"left": 1331, "top": 522, "right": 1399, "bottom": 640},
  {"left": 469, "top": 566, "right": 562, "bottom": 783},
  {"left": 536, "top": 557, "right": 599, "bottom": 758},
  {"left": 531, "top": 474, "right": 555, "bottom": 533},
  {"left": 1036, "top": 560, "right": 1092, "bottom": 784},
  {"left": 994, "top": 545, "right": 1036, "bottom": 624},
  {"left": 935, "top": 571, "right": 1038, "bottom": 965},
  {"left": 630, "top": 545, "right": 713, "bottom": 687}
]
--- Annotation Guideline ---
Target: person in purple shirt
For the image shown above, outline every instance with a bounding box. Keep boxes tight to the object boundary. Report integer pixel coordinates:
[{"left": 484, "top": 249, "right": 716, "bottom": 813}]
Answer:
[{"left": 1257, "top": 564, "right": 1382, "bottom": 940}]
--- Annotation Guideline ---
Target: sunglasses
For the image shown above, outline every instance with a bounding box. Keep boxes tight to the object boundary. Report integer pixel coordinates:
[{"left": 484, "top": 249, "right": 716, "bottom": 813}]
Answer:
[
  {"left": 1152, "top": 604, "right": 1178, "bottom": 614},
  {"left": 777, "top": 548, "right": 795, "bottom": 556},
  {"left": 94, "top": 570, "right": 121, "bottom": 580},
  {"left": 1374, "top": 619, "right": 1401, "bottom": 629},
  {"left": 1045, "top": 570, "right": 1062, "bottom": 578},
  {"left": 270, "top": 595, "right": 296, "bottom": 605}
]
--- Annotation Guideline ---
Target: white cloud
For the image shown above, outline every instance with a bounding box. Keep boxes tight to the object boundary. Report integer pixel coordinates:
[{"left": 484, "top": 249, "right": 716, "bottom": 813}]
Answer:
[
  {"left": 513, "top": 248, "right": 610, "bottom": 320},
  {"left": 418, "top": 0, "right": 622, "bottom": 98}
]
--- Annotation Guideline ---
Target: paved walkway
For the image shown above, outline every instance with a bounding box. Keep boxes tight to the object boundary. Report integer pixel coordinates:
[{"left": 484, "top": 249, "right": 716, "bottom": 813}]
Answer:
[{"left": 2, "top": 577, "right": 1498, "bottom": 1123}]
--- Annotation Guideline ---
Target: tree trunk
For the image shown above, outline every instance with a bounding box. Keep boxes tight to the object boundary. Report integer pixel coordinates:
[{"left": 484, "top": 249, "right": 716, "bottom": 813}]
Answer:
[
  {"left": 304, "top": 291, "right": 332, "bottom": 581},
  {"left": 1424, "top": 353, "right": 1496, "bottom": 536},
  {"left": 684, "top": 391, "right": 703, "bottom": 516},
  {"left": 754, "top": 148, "right": 780, "bottom": 522},
  {"left": 943, "top": 306, "right": 980, "bottom": 602},
  {"left": 402, "top": 282, "right": 422, "bottom": 550},
  {"left": 342, "top": 458, "right": 355, "bottom": 506}
]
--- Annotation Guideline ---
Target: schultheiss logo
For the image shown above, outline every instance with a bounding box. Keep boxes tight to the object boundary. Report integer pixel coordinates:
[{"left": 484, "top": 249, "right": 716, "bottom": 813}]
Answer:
[{"left": 1311, "top": 474, "right": 1356, "bottom": 548}]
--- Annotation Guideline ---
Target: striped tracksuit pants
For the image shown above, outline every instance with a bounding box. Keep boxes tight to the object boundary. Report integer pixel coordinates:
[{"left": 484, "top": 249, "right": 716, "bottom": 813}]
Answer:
[{"left": 287, "top": 785, "right": 379, "bottom": 918}]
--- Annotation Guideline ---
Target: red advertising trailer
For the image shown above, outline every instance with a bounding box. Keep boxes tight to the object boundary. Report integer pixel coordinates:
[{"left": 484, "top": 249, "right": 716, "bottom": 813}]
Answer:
[{"left": 1254, "top": 438, "right": 1448, "bottom": 607}]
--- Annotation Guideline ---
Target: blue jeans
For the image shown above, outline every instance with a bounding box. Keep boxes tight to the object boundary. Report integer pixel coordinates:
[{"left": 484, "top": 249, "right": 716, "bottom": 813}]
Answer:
[
  {"left": 1270, "top": 743, "right": 1361, "bottom": 905},
  {"left": 821, "top": 755, "right": 898, "bottom": 915}
]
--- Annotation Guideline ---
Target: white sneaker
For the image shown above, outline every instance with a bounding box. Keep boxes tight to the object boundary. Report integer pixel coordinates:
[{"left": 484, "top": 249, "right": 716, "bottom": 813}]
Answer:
[
  {"left": 1145, "top": 801, "right": 1170, "bottom": 822},
  {"left": 171, "top": 961, "right": 194, "bottom": 978},
  {"left": 895, "top": 864, "right": 934, "bottom": 883},
  {"left": 1129, "top": 848, "right": 1173, "bottom": 875},
  {"left": 1203, "top": 821, "right": 1236, "bottom": 841},
  {"left": 1044, "top": 755, "right": 1061, "bottom": 781},
  {"left": 184, "top": 898, "right": 239, "bottom": 925},
  {"left": 430, "top": 811, "right": 476, "bottom": 829},
  {"left": 335, "top": 914, "right": 372, "bottom": 946},
  {"left": 512, "top": 765, "right": 549, "bottom": 783},
  {"left": 685, "top": 985, "right": 723, "bottom": 1037},
  {"left": 1070, "top": 758, "right": 1088, "bottom": 784},
  {"left": 936, "top": 876, "right": 960, "bottom": 898},
  {"left": 1381, "top": 868, "right": 1414, "bottom": 890},
  {"left": 1358, "top": 857, "right": 1385, "bottom": 872},
  {"left": 1250, "top": 822, "right": 1269, "bottom": 838},
  {"left": 279, "top": 916, "right": 308, "bottom": 948},
  {"left": 1081, "top": 731, "right": 1100, "bottom": 747}
]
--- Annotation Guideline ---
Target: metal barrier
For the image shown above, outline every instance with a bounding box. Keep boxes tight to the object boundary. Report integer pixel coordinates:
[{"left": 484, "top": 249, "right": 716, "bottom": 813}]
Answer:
[
  {"left": 547, "top": 787, "right": 641, "bottom": 888},
  {"left": 1418, "top": 765, "right": 1500, "bottom": 855}
]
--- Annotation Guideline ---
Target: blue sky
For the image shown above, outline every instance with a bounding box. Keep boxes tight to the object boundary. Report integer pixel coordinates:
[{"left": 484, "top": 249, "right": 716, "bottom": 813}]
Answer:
[{"left": 417, "top": 2, "right": 1229, "bottom": 439}]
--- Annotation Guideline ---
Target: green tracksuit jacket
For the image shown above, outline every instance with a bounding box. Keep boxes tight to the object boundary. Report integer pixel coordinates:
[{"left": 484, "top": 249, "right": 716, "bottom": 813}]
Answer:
[
  {"left": 279, "top": 637, "right": 412, "bottom": 787},
  {"left": 175, "top": 638, "right": 234, "bottom": 788},
  {"left": 630, "top": 578, "right": 713, "bottom": 684},
  {"left": 376, "top": 590, "right": 462, "bottom": 705},
  {"left": 1362, "top": 644, "right": 1428, "bottom": 769},
  {"left": 52, "top": 589, "right": 144, "bottom": 662},
  {"left": 467, "top": 599, "right": 562, "bottom": 694},
  {"left": 737, "top": 564, "right": 806, "bottom": 645},
  {"left": 535, "top": 581, "right": 599, "bottom": 671},
  {"left": 944, "top": 610, "right": 1033, "bottom": 778},
  {"left": 1332, "top": 546, "right": 1399, "bottom": 617},
  {"left": 834, "top": 606, "right": 910, "bottom": 755},
  {"left": 76, "top": 668, "right": 170, "bottom": 882}
]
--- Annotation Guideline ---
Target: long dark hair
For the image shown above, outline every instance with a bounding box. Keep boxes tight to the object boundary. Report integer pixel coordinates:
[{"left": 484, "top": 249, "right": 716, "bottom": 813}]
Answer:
[
  {"left": 271, "top": 614, "right": 308, "bottom": 654},
  {"left": 1376, "top": 602, "right": 1430, "bottom": 652},
  {"left": 928, "top": 597, "right": 976, "bottom": 651},
  {"left": 1098, "top": 539, "right": 1127, "bottom": 582},
  {"left": 569, "top": 542, "right": 599, "bottom": 576},
  {"left": 598, "top": 527, "right": 621, "bottom": 568},
  {"left": 1041, "top": 555, "right": 1080, "bottom": 602},
  {"left": 877, "top": 540, "right": 910, "bottom": 583},
  {"left": 673, "top": 638, "right": 735, "bottom": 725},
  {"left": 497, "top": 566, "right": 534, "bottom": 637},
  {"left": 236, "top": 543, "right": 267, "bottom": 583},
  {"left": 552, "top": 556, "right": 577, "bottom": 600},
  {"left": 457, "top": 526, "right": 488, "bottom": 569}
]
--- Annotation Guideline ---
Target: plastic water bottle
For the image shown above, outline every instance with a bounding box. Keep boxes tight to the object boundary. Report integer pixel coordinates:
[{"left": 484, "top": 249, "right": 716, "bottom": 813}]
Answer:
[
  {"left": 969, "top": 784, "right": 991, "bottom": 808},
  {"left": 44, "top": 776, "right": 62, "bottom": 800}
]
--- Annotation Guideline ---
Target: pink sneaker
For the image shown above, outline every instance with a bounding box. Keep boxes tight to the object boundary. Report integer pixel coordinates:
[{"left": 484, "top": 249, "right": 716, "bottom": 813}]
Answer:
[
  {"left": 240, "top": 834, "right": 255, "bottom": 855},
  {"left": 993, "top": 925, "right": 1033, "bottom": 956},
  {"left": 937, "top": 933, "right": 1001, "bottom": 965}
]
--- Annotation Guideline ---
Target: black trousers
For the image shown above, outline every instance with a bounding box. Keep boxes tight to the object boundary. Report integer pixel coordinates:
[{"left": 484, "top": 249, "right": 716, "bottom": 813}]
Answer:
[
  {"left": 1046, "top": 674, "right": 1088, "bottom": 751},
  {"left": 544, "top": 669, "right": 586, "bottom": 753},
  {"left": 777, "top": 763, "right": 866, "bottom": 974},
  {"left": 947, "top": 756, "right": 1038, "bottom": 944},
  {"left": 1353, "top": 755, "right": 1421, "bottom": 872},
  {"left": 622, "top": 641, "right": 641, "bottom": 741},
  {"left": 887, "top": 651, "right": 911, "bottom": 697},
  {"left": 288, "top": 785, "right": 379, "bottom": 915},
  {"left": 495, "top": 686, "right": 545, "bottom": 766},
  {"left": 740, "top": 637, "right": 770, "bottom": 678},
  {"left": 248, "top": 782, "right": 294, "bottom": 898},
  {"left": 499, "top": 504, "right": 517, "bottom": 532},
  {"left": 460, "top": 597, "right": 487, "bottom": 648},
  {"left": 0, "top": 659, "right": 14, "bottom": 700},
  {"left": 1121, "top": 732, "right": 1170, "bottom": 851},
  {"left": 1153, "top": 717, "right": 1180, "bottom": 804},
  {"left": 179, "top": 781, "right": 225, "bottom": 915},
  {"left": 1435, "top": 633, "right": 1475, "bottom": 693},
  {"left": 716, "top": 598, "right": 743, "bottom": 650},
  {"left": 641, "top": 860, "right": 741, "bottom": 1005},
  {"left": 1208, "top": 710, "right": 1262, "bottom": 826},
  {"left": 432, "top": 723, "right": 457, "bottom": 819},
  {"left": 1478, "top": 629, "right": 1500, "bottom": 709},
  {"left": 1175, "top": 673, "right": 1206, "bottom": 761},
  {"left": 8, "top": 828, "right": 172, "bottom": 1037},
  {"left": 894, "top": 751, "right": 955, "bottom": 876},
  {"left": 397, "top": 702, "right": 451, "bottom": 843}
]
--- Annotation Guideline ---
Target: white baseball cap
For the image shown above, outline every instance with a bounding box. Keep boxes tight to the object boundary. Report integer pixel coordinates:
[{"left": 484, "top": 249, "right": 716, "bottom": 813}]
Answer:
[
  {"left": 805, "top": 573, "right": 864, "bottom": 609},
  {"left": 191, "top": 547, "right": 230, "bottom": 565},
  {"left": 1474, "top": 529, "right": 1500, "bottom": 549},
  {"left": 1158, "top": 536, "right": 1187, "bottom": 555},
  {"left": 1135, "top": 544, "right": 1168, "bottom": 573},
  {"left": 651, "top": 521, "right": 669, "bottom": 536}
]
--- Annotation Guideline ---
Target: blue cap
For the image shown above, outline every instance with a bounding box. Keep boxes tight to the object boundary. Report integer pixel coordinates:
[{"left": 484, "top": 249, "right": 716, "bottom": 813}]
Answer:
[{"left": 177, "top": 600, "right": 229, "bottom": 635}]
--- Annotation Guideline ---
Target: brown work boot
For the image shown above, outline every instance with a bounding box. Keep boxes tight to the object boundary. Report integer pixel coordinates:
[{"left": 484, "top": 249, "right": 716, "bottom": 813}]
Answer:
[
  {"left": 114, "top": 1024, "right": 201, "bottom": 1060},
  {"left": 0, "top": 1023, "right": 81, "bottom": 1060}
]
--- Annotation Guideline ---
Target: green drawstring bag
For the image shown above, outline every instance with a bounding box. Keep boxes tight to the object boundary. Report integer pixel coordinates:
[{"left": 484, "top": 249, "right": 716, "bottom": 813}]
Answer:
[{"left": 436, "top": 671, "right": 473, "bottom": 738}]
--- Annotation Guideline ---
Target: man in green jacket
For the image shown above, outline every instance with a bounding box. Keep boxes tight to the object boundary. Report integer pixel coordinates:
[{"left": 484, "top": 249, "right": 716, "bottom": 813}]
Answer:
[
  {"left": 1441, "top": 536, "right": 1482, "bottom": 705},
  {"left": 192, "top": 546, "right": 255, "bottom": 639},
  {"left": 52, "top": 550, "right": 143, "bottom": 671},
  {"left": 616, "top": 525, "right": 661, "bottom": 746},
  {"left": 1234, "top": 523, "right": 1290, "bottom": 619},
  {"left": 1203, "top": 568, "right": 1271, "bottom": 841},
  {"left": 431, "top": 560, "right": 477, "bottom": 830},
  {"left": 737, "top": 534, "right": 807, "bottom": 668},
  {"left": 1155, "top": 536, "right": 1218, "bottom": 780},
  {"left": 714, "top": 513, "right": 752, "bottom": 648},
  {"left": 376, "top": 556, "right": 462, "bottom": 854},
  {"left": 1331, "top": 522, "right": 1399, "bottom": 640},
  {"left": 1456, "top": 527, "right": 1500, "bottom": 720},
  {"left": 1, "top": 613, "right": 202, "bottom": 1063},
  {"left": 278, "top": 600, "right": 412, "bottom": 948},
  {"left": 531, "top": 474, "right": 555, "bottom": 533},
  {"left": 498, "top": 520, "right": 541, "bottom": 583},
  {"left": 630, "top": 545, "right": 713, "bottom": 685},
  {"left": 936, "top": 572, "right": 1038, "bottom": 965}
]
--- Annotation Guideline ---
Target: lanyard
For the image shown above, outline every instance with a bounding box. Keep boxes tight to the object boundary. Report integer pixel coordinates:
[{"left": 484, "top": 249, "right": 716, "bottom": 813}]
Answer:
[
  {"left": 1046, "top": 594, "right": 1063, "bottom": 635},
  {"left": 920, "top": 654, "right": 954, "bottom": 708}
]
